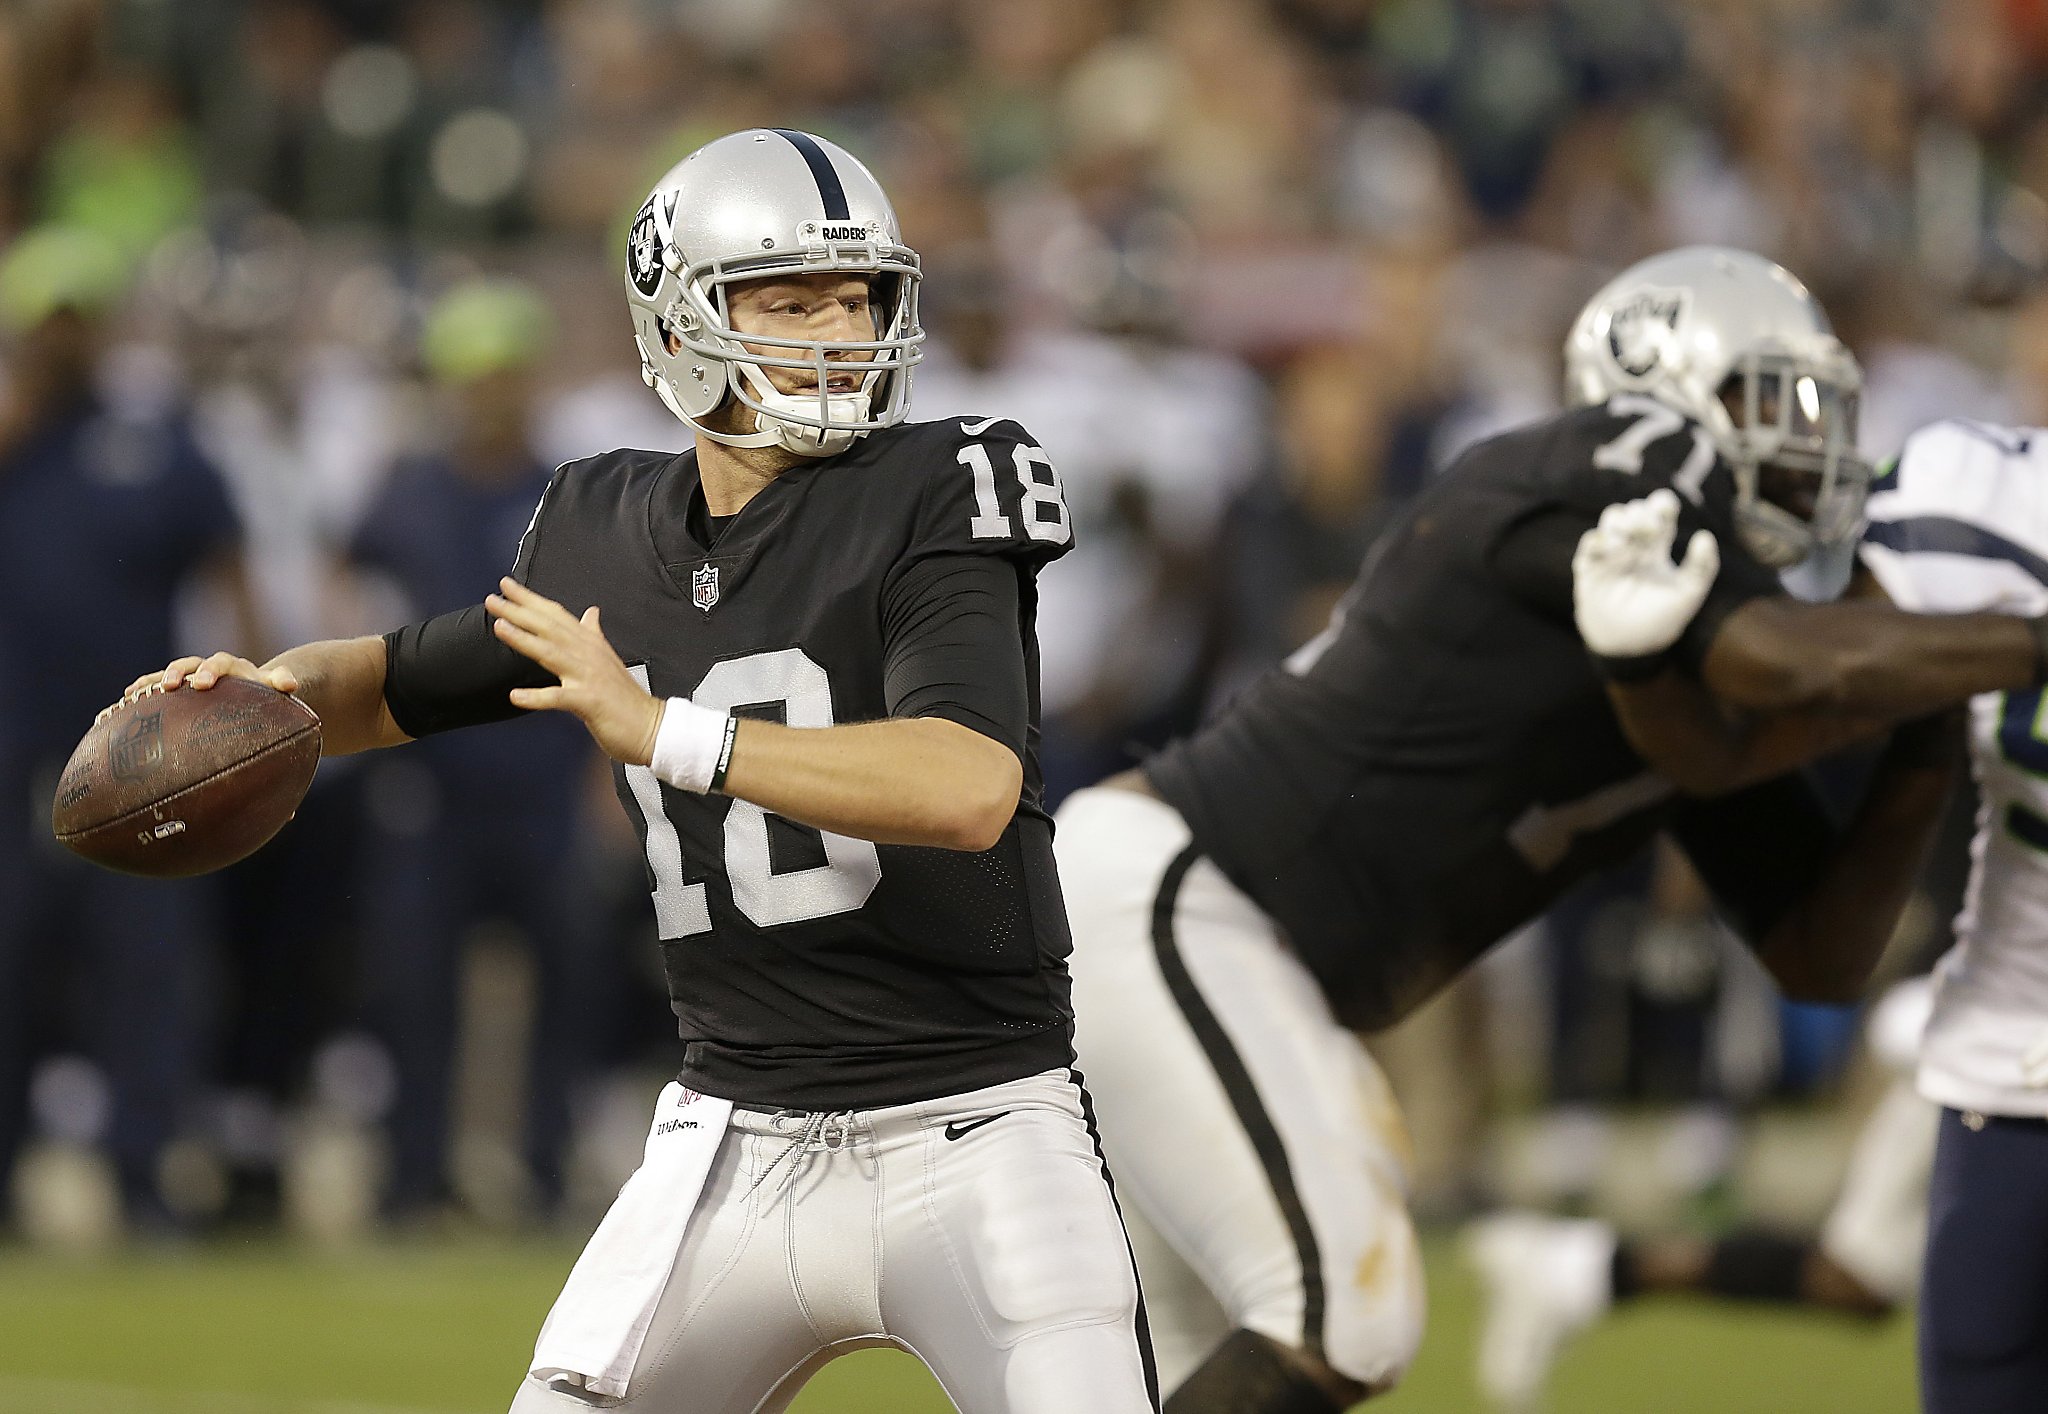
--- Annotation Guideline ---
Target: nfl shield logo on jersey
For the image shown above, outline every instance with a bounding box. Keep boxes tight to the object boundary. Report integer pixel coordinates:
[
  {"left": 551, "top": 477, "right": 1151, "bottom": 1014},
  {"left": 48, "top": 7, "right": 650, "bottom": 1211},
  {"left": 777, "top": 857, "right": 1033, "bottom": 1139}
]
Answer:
[{"left": 691, "top": 562, "right": 720, "bottom": 611}]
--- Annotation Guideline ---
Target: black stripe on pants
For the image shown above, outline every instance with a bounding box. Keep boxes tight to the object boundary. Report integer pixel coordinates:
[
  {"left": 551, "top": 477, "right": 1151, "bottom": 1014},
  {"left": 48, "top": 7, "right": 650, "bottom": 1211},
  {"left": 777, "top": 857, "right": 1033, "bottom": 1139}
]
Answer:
[
  {"left": 1070, "top": 1068, "right": 1163, "bottom": 1411},
  {"left": 1148, "top": 843, "right": 1328, "bottom": 1361},
  {"left": 1073, "top": 1065, "right": 1171, "bottom": 1409}
]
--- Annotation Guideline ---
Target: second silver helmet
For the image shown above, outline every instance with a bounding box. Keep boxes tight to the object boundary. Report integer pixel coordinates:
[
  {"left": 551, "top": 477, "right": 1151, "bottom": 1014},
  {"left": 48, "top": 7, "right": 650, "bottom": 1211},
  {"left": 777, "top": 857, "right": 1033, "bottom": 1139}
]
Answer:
[{"left": 1564, "top": 246, "right": 1871, "bottom": 569}]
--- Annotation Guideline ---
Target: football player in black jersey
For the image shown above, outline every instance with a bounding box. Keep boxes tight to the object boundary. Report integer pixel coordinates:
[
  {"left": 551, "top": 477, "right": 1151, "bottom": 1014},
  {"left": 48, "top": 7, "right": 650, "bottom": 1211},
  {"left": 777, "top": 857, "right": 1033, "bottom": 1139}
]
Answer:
[
  {"left": 122, "top": 131, "right": 1157, "bottom": 1414},
  {"left": 1052, "top": 246, "right": 2048, "bottom": 1414}
]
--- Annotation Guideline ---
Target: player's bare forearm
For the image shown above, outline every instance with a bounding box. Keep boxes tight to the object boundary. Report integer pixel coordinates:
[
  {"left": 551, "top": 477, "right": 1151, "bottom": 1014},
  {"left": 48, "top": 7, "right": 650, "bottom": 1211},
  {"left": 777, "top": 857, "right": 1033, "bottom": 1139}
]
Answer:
[
  {"left": 722, "top": 715, "right": 1023, "bottom": 852},
  {"left": 1703, "top": 596, "right": 2038, "bottom": 717},
  {"left": 127, "top": 636, "right": 406, "bottom": 756},
  {"left": 264, "top": 637, "right": 409, "bottom": 755},
  {"left": 1751, "top": 715, "right": 1960, "bottom": 1003},
  {"left": 485, "top": 577, "right": 1024, "bottom": 850},
  {"left": 1609, "top": 673, "right": 1892, "bottom": 795}
]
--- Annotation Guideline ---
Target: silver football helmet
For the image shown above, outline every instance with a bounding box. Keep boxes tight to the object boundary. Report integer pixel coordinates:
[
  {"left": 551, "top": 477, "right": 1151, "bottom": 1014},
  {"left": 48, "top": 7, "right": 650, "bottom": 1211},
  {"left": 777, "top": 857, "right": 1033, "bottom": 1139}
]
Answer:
[
  {"left": 625, "top": 129, "right": 923, "bottom": 458},
  {"left": 1564, "top": 246, "right": 1871, "bottom": 569}
]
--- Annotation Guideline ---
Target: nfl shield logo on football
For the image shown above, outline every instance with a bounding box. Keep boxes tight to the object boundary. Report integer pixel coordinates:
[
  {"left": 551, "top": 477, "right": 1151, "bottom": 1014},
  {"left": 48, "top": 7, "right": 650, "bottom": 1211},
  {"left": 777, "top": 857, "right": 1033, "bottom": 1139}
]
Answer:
[
  {"left": 110, "top": 710, "right": 164, "bottom": 780},
  {"left": 691, "top": 562, "right": 720, "bottom": 611}
]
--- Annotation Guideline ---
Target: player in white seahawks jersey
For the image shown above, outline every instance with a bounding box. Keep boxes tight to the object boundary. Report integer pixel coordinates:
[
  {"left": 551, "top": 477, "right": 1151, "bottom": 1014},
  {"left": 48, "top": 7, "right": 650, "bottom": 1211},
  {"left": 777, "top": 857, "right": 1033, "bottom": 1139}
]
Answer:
[{"left": 1856, "top": 417, "right": 2048, "bottom": 1413}]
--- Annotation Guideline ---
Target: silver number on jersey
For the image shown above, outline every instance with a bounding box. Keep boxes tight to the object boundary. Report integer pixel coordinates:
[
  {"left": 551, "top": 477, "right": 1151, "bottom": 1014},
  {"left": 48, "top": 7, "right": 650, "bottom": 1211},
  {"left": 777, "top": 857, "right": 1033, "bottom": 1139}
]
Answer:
[
  {"left": 624, "top": 663, "right": 714, "bottom": 939},
  {"left": 694, "top": 649, "right": 883, "bottom": 926},
  {"left": 1595, "top": 394, "right": 1714, "bottom": 505},
  {"left": 1593, "top": 394, "right": 1683, "bottom": 473},
  {"left": 956, "top": 438, "right": 1073, "bottom": 545},
  {"left": 959, "top": 443, "right": 1014, "bottom": 540},
  {"left": 1507, "top": 771, "right": 1674, "bottom": 872},
  {"left": 619, "top": 652, "right": 882, "bottom": 938}
]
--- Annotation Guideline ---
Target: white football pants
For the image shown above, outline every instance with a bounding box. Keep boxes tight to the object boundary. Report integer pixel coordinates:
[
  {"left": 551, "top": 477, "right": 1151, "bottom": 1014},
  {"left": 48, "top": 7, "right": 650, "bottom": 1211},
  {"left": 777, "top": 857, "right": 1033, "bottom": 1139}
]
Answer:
[
  {"left": 507, "top": 1068, "right": 1158, "bottom": 1414},
  {"left": 1055, "top": 785, "right": 1425, "bottom": 1393}
]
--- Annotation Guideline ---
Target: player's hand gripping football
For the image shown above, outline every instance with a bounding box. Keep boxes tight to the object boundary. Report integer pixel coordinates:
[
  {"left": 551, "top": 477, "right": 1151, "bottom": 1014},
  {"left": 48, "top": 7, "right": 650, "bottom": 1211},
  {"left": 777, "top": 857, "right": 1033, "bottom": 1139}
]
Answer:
[
  {"left": 104, "top": 653, "right": 301, "bottom": 720},
  {"left": 1572, "top": 488, "right": 1721, "bottom": 660},
  {"left": 487, "top": 578, "right": 664, "bottom": 766}
]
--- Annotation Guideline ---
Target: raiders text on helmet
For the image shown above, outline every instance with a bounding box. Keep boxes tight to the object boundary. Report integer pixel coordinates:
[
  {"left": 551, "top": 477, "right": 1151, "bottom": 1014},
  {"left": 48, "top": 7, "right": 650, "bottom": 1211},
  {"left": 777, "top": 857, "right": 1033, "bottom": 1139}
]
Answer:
[
  {"left": 625, "top": 129, "right": 923, "bottom": 458},
  {"left": 1564, "top": 246, "right": 1872, "bottom": 569}
]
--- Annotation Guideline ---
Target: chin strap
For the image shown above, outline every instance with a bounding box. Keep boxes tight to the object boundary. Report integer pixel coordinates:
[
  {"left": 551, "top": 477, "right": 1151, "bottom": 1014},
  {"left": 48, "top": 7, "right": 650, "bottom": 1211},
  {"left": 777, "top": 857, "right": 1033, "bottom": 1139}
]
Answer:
[
  {"left": 668, "top": 363, "right": 871, "bottom": 457},
  {"left": 736, "top": 361, "right": 870, "bottom": 457}
]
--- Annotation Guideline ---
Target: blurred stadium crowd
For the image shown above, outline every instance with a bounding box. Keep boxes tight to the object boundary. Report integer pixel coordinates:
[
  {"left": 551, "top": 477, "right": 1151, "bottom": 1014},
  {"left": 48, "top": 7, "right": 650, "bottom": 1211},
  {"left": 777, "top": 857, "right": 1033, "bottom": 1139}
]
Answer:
[{"left": 0, "top": 0, "right": 2043, "bottom": 1248}]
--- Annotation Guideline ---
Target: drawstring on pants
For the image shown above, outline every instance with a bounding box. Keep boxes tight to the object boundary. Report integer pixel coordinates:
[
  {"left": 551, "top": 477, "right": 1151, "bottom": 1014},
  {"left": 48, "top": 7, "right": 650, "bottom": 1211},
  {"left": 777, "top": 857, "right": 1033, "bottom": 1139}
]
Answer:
[{"left": 749, "top": 1109, "right": 860, "bottom": 1198}]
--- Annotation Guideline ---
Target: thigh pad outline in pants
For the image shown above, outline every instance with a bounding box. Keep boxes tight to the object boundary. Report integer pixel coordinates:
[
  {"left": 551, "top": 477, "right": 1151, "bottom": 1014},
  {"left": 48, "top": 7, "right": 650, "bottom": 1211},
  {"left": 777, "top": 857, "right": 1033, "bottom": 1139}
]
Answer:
[
  {"left": 1056, "top": 786, "right": 1426, "bottom": 1391},
  {"left": 880, "top": 1071, "right": 1158, "bottom": 1414}
]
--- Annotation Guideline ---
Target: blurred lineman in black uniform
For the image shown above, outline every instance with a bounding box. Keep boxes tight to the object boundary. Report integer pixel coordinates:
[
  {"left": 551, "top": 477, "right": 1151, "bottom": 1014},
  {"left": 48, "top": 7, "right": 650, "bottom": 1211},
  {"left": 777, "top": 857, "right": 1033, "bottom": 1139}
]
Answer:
[
  {"left": 121, "top": 130, "right": 1157, "bottom": 1413},
  {"left": 1054, "top": 247, "right": 2048, "bottom": 1413}
]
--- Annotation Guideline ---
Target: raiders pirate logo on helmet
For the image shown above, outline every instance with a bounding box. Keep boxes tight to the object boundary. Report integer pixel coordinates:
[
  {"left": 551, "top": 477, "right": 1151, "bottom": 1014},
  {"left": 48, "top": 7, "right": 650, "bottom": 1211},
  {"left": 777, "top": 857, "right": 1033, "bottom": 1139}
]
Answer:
[
  {"left": 628, "top": 194, "right": 668, "bottom": 297},
  {"left": 1605, "top": 287, "right": 1687, "bottom": 379}
]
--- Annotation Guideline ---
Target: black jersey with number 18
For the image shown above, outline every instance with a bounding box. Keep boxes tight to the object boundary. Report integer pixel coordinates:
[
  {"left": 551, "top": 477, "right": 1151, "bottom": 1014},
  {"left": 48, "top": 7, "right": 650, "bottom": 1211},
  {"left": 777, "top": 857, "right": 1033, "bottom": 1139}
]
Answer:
[
  {"left": 491, "top": 416, "right": 1076, "bottom": 1110},
  {"left": 1146, "top": 398, "right": 1821, "bottom": 1032}
]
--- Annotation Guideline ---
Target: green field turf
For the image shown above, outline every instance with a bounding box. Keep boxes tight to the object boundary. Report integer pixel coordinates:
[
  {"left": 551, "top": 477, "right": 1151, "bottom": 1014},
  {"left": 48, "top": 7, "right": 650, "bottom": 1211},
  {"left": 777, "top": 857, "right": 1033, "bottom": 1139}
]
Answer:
[{"left": 0, "top": 1233, "right": 1914, "bottom": 1412}]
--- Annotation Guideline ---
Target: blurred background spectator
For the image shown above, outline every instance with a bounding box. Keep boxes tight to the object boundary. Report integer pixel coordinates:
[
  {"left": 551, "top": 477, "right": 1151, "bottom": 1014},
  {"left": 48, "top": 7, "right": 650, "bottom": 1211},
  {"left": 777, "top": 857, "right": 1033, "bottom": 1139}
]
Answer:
[
  {"left": 342, "top": 278, "right": 611, "bottom": 1227},
  {"left": 0, "top": 223, "right": 245, "bottom": 1236},
  {"left": 0, "top": 0, "right": 2040, "bottom": 1259}
]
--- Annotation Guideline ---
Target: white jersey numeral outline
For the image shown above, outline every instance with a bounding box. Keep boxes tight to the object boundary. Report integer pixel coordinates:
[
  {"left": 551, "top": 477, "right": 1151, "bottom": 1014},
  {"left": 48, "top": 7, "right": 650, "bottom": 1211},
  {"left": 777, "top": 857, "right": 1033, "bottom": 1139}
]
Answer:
[
  {"left": 956, "top": 436, "right": 1073, "bottom": 545},
  {"left": 622, "top": 652, "right": 882, "bottom": 938},
  {"left": 1596, "top": 394, "right": 1714, "bottom": 505}
]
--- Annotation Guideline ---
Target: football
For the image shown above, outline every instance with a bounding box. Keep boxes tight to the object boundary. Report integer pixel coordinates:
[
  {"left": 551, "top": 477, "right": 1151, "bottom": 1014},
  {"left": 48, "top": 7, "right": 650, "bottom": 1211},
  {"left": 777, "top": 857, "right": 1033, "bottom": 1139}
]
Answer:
[{"left": 51, "top": 678, "right": 323, "bottom": 878}]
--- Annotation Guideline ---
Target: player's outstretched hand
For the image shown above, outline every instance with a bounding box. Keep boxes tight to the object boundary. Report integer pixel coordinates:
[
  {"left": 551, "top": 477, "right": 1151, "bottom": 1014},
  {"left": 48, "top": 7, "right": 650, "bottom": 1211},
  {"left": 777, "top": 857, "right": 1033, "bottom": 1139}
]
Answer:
[
  {"left": 1572, "top": 488, "right": 1720, "bottom": 660},
  {"left": 487, "top": 578, "right": 664, "bottom": 766},
  {"left": 104, "top": 653, "right": 301, "bottom": 721}
]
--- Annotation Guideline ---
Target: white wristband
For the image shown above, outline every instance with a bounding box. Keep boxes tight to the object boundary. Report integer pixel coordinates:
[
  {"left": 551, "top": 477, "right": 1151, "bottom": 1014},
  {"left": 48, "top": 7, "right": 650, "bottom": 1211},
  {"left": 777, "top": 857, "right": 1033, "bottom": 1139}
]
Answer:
[{"left": 649, "top": 697, "right": 731, "bottom": 794}]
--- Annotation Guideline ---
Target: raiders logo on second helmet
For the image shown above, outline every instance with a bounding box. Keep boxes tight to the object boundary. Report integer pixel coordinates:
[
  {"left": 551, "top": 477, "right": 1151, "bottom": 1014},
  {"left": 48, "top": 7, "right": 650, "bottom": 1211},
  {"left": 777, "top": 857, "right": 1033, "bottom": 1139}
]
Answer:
[{"left": 1603, "top": 286, "right": 1686, "bottom": 379}]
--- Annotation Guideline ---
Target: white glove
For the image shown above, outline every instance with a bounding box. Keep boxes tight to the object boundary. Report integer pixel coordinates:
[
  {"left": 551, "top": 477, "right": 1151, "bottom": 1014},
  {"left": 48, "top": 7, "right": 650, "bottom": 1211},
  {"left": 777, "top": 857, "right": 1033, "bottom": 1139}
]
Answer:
[{"left": 1572, "top": 488, "right": 1721, "bottom": 663}]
